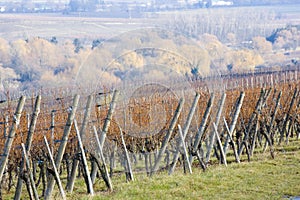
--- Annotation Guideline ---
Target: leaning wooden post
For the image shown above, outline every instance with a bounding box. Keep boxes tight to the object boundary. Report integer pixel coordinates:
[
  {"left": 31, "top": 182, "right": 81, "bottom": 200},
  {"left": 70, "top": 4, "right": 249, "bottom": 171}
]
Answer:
[
  {"left": 21, "top": 143, "right": 39, "bottom": 200},
  {"left": 169, "top": 93, "right": 200, "bottom": 175},
  {"left": 0, "top": 96, "right": 26, "bottom": 183},
  {"left": 73, "top": 119, "right": 94, "bottom": 195},
  {"left": 43, "top": 137, "right": 66, "bottom": 200},
  {"left": 223, "top": 118, "right": 240, "bottom": 163},
  {"left": 151, "top": 98, "right": 184, "bottom": 175},
  {"left": 213, "top": 123, "right": 227, "bottom": 166},
  {"left": 100, "top": 90, "right": 119, "bottom": 148},
  {"left": 206, "top": 93, "right": 226, "bottom": 164},
  {"left": 66, "top": 95, "right": 93, "bottom": 193},
  {"left": 177, "top": 125, "right": 192, "bottom": 174},
  {"left": 15, "top": 95, "right": 41, "bottom": 200},
  {"left": 282, "top": 88, "right": 298, "bottom": 144},
  {"left": 223, "top": 91, "right": 244, "bottom": 154},
  {"left": 238, "top": 89, "right": 265, "bottom": 156},
  {"left": 120, "top": 127, "right": 134, "bottom": 181},
  {"left": 90, "top": 90, "right": 118, "bottom": 181},
  {"left": 44, "top": 94, "right": 80, "bottom": 200},
  {"left": 189, "top": 94, "right": 215, "bottom": 164},
  {"left": 93, "top": 126, "right": 113, "bottom": 191},
  {"left": 265, "top": 91, "right": 282, "bottom": 150}
]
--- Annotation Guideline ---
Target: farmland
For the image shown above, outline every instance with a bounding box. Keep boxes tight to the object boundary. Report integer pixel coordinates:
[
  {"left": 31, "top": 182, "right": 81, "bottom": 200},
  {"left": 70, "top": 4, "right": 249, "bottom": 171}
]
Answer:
[
  {"left": 0, "top": 5, "right": 300, "bottom": 42},
  {"left": 0, "top": 67, "right": 300, "bottom": 199},
  {"left": 0, "top": 4, "right": 300, "bottom": 200},
  {"left": 0, "top": 13, "right": 155, "bottom": 42}
]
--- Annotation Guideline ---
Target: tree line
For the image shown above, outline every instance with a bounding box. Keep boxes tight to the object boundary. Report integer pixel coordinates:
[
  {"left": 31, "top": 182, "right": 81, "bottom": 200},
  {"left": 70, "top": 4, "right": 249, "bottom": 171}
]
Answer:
[{"left": 0, "top": 25, "right": 299, "bottom": 92}]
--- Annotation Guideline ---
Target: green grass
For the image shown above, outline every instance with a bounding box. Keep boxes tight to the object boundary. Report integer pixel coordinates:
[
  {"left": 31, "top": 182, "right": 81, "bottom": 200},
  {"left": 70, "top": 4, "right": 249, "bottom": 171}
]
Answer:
[
  {"left": 3, "top": 141, "right": 300, "bottom": 200},
  {"left": 66, "top": 148, "right": 300, "bottom": 200}
]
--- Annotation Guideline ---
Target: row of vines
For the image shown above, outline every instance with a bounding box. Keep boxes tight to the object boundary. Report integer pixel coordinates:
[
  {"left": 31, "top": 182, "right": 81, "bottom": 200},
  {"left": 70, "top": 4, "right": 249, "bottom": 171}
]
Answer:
[{"left": 0, "top": 68, "right": 299, "bottom": 199}]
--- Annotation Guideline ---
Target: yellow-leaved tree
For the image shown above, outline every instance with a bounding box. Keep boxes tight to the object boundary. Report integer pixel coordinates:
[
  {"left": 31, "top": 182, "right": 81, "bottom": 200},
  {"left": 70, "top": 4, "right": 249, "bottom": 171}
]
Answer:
[
  {"left": 197, "top": 34, "right": 228, "bottom": 71},
  {"left": 0, "top": 37, "right": 11, "bottom": 67},
  {"left": 252, "top": 36, "right": 273, "bottom": 54},
  {"left": 225, "top": 49, "right": 264, "bottom": 72}
]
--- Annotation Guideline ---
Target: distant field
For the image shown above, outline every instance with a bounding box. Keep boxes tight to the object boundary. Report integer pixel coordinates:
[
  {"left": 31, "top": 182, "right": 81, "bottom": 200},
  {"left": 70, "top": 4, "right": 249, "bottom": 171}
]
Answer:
[
  {"left": 0, "top": 13, "right": 156, "bottom": 42},
  {"left": 0, "top": 4, "right": 300, "bottom": 43}
]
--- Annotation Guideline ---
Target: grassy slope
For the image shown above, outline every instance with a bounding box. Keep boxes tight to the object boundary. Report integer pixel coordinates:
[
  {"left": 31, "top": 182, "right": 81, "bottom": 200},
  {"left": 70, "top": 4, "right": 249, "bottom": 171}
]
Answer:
[
  {"left": 3, "top": 142, "right": 299, "bottom": 200},
  {"left": 67, "top": 143, "right": 300, "bottom": 200}
]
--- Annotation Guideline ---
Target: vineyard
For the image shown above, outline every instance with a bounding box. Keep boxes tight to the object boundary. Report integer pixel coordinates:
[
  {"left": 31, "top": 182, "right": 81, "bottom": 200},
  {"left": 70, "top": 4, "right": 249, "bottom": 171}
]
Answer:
[{"left": 0, "top": 67, "right": 300, "bottom": 199}]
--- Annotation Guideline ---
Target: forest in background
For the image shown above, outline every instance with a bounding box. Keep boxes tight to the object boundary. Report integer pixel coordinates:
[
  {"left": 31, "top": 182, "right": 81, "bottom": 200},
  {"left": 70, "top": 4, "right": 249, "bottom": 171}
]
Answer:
[{"left": 0, "top": 5, "right": 300, "bottom": 91}]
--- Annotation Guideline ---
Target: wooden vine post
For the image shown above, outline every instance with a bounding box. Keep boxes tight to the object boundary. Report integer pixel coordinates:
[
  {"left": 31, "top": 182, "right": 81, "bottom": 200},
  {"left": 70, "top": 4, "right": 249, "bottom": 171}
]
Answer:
[
  {"left": 177, "top": 125, "right": 192, "bottom": 174},
  {"left": 206, "top": 93, "right": 226, "bottom": 164},
  {"left": 238, "top": 89, "right": 265, "bottom": 157},
  {"left": 223, "top": 91, "right": 244, "bottom": 152},
  {"left": 223, "top": 91, "right": 245, "bottom": 160},
  {"left": 14, "top": 95, "right": 41, "bottom": 200},
  {"left": 92, "top": 126, "right": 113, "bottom": 191},
  {"left": 263, "top": 91, "right": 282, "bottom": 151},
  {"left": 120, "top": 127, "right": 134, "bottom": 181},
  {"left": 189, "top": 93, "right": 215, "bottom": 166},
  {"left": 100, "top": 90, "right": 119, "bottom": 147},
  {"left": 281, "top": 88, "right": 298, "bottom": 144},
  {"left": 43, "top": 136, "right": 66, "bottom": 200},
  {"left": 90, "top": 90, "right": 119, "bottom": 182},
  {"left": 223, "top": 118, "right": 240, "bottom": 163},
  {"left": 73, "top": 119, "right": 94, "bottom": 195},
  {"left": 213, "top": 123, "right": 227, "bottom": 166},
  {"left": 44, "top": 94, "right": 80, "bottom": 200},
  {"left": 66, "top": 95, "right": 93, "bottom": 193},
  {"left": 151, "top": 98, "right": 184, "bottom": 175},
  {"left": 0, "top": 96, "right": 26, "bottom": 183},
  {"left": 169, "top": 93, "right": 200, "bottom": 175}
]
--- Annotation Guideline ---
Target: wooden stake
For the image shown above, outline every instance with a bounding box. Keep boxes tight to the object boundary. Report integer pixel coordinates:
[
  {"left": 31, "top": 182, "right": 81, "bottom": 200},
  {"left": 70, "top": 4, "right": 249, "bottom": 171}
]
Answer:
[
  {"left": 238, "top": 89, "right": 265, "bottom": 156},
  {"left": 213, "top": 123, "right": 227, "bottom": 167},
  {"left": 15, "top": 95, "right": 41, "bottom": 200},
  {"left": 206, "top": 93, "right": 226, "bottom": 164},
  {"left": 74, "top": 119, "right": 94, "bottom": 195},
  {"left": 120, "top": 128, "right": 134, "bottom": 181},
  {"left": 223, "top": 118, "right": 240, "bottom": 163},
  {"left": 100, "top": 90, "right": 119, "bottom": 148},
  {"left": 189, "top": 93, "right": 215, "bottom": 164},
  {"left": 92, "top": 126, "right": 113, "bottom": 191},
  {"left": 264, "top": 91, "right": 282, "bottom": 151},
  {"left": 44, "top": 94, "right": 80, "bottom": 200},
  {"left": 169, "top": 93, "right": 200, "bottom": 175},
  {"left": 0, "top": 96, "right": 26, "bottom": 183},
  {"left": 43, "top": 136, "right": 66, "bottom": 200},
  {"left": 223, "top": 91, "right": 244, "bottom": 154},
  {"left": 284, "top": 88, "right": 298, "bottom": 144},
  {"left": 66, "top": 95, "right": 93, "bottom": 193},
  {"left": 151, "top": 98, "right": 184, "bottom": 175},
  {"left": 177, "top": 125, "right": 192, "bottom": 174},
  {"left": 90, "top": 90, "right": 118, "bottom": 181}
]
